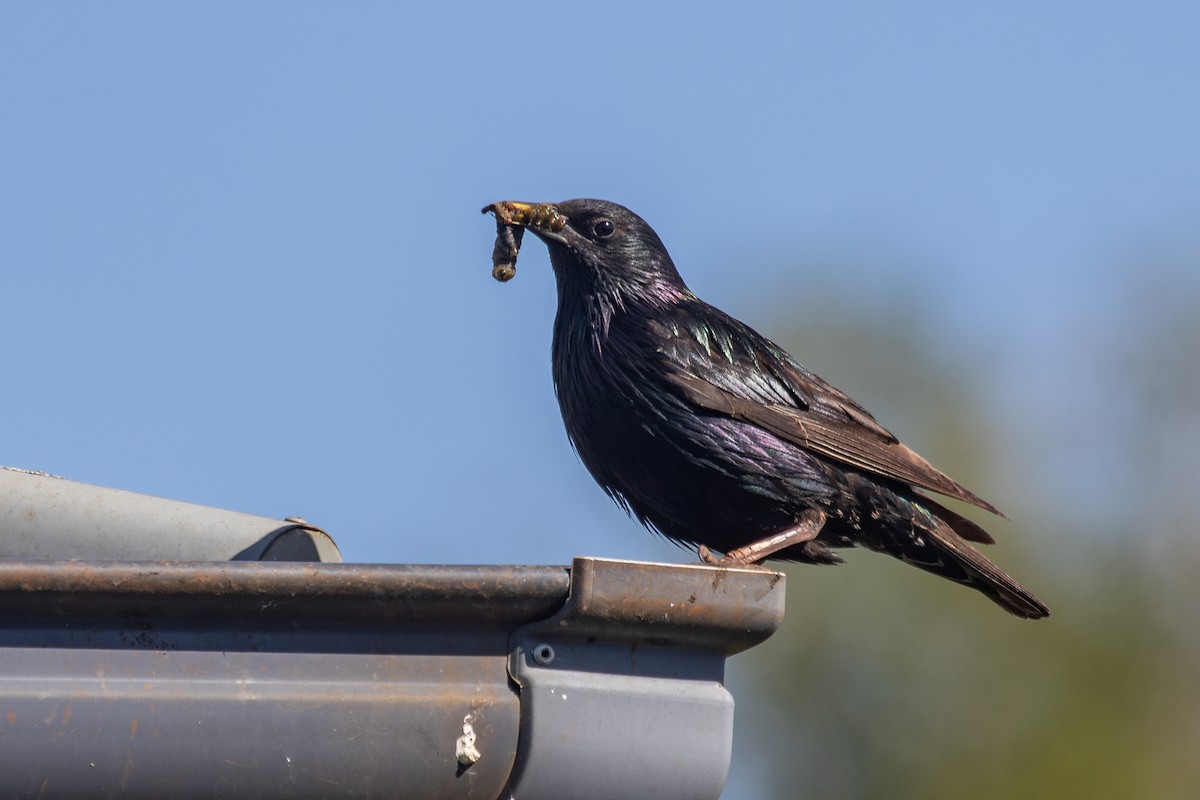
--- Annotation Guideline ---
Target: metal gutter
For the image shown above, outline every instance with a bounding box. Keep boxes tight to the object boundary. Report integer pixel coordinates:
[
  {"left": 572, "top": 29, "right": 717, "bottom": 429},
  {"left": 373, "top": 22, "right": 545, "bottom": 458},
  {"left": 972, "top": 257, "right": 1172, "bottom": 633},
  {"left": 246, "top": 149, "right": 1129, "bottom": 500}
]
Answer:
[
  {"left": 504, "top": 557, "right": 785, "bottom": 799},
  {"left": 0, "top": 560, "right": 570, "bottom": 798},
  {"left": 0, "top": 472, "right": 787, "bottom": 798}
]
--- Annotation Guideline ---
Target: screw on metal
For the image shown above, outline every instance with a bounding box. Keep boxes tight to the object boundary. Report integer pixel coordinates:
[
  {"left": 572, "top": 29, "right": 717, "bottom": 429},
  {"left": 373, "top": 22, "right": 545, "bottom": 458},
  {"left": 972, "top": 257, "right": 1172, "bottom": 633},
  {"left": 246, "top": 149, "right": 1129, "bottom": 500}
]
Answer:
[{"left": 531, "top": 643, "right": 556, "bottom": 666}]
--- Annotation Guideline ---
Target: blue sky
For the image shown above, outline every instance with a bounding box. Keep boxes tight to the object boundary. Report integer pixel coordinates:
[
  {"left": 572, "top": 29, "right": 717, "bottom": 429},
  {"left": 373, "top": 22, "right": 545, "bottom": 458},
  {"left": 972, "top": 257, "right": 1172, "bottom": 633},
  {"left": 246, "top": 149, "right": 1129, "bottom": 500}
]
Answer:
[{"left": 3, "top": 3, "right": 1199, "bottom": 795}]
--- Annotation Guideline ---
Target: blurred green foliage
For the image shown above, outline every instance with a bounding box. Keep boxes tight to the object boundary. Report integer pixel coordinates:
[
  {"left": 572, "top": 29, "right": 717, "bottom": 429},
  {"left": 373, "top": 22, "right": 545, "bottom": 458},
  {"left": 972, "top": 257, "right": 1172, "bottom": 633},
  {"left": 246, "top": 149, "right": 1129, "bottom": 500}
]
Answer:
[{"left": 729, "top": 254, "right": 1200, "bottom": 799}]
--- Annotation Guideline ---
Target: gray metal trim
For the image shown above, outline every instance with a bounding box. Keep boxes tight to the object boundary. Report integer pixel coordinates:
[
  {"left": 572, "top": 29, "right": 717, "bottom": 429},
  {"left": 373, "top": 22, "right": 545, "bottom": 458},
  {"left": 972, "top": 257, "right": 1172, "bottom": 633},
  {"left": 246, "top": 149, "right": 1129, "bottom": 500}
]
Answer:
[
  {"left": 0, "top": 466, "right": 341, "bottom": 562},
  {"left": 0, "top": 561, "right": 571, "bottom": 798},
  {"left": 503, "top": 557, "right": 786, "bottom": 800},
  {"left": 0, "top": 557, "right": 784, "bottom": 798}
]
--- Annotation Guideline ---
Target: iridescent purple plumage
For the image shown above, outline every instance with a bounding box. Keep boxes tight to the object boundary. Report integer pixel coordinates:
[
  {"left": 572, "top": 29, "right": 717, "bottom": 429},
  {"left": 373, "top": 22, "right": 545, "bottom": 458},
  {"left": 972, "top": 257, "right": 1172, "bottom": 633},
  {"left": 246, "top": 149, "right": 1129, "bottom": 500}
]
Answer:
[{"left": 499, "top": 197, "right": 1048, "bottom": 619}]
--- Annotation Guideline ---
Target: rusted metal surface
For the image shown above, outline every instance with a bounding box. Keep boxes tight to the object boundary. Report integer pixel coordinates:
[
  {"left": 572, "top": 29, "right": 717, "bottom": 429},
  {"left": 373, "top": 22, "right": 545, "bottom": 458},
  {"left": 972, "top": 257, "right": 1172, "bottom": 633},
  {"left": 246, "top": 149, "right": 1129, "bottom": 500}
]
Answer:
[
  {"left": 0, "top": 560, "right": 570, "bottom": 626},
  {"left": 0, "top": 560, "right": 572, "bottom": 798},
  {"left": 1, "top": 649, "right": 518, "bottom": 797},
  {"left": 502, "top": 557, "right": 786, "bottom": 800},
  {"left": 542, "top": 556, "right": 787, "bottom": 655},
  {"left": 0, "top": 557, "right": 784, "bottom": 798}
]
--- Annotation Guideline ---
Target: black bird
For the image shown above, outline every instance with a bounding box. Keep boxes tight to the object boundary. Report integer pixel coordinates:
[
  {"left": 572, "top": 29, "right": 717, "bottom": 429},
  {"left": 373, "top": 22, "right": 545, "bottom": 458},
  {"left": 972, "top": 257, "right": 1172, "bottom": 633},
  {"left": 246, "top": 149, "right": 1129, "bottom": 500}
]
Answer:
[{"left": 488, "top": 198, "right": 1048, "bottom": 619}]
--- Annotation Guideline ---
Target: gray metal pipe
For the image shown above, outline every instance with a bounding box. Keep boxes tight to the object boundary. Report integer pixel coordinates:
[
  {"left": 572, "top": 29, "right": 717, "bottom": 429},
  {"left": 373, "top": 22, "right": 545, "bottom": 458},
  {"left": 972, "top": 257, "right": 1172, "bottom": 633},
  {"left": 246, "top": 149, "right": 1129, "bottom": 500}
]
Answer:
[{"left": 0, "top": 466, "right": 340, "bottom": 561}]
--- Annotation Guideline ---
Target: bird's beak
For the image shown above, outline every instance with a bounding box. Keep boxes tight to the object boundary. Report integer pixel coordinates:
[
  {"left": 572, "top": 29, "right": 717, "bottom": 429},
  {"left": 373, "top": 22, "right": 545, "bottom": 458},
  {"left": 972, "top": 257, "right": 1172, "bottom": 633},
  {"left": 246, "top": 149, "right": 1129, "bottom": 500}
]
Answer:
[{"left": 482, "top": 201, "right": 568, "bottom": 242}]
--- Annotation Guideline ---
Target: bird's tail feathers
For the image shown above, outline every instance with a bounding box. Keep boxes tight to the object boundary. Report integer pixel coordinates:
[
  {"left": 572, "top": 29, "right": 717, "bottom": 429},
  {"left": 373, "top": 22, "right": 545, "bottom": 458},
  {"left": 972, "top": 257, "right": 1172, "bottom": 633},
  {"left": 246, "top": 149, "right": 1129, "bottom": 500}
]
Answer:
[
  {"left": 916, "top": 493, "right": 995, "bottom": 544},
  {"left": 898, "top": 511, "right": 1049, "bottom": 620}
]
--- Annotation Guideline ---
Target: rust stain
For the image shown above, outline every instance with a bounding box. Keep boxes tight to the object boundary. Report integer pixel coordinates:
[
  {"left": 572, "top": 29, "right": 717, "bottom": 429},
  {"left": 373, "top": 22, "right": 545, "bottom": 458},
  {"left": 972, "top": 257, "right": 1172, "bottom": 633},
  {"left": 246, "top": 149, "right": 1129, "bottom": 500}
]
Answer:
[
  {"left": 130, "top": 719, "right": 139, "bottom": 736},
  {"left": 748, "top": 570, "right": 785, "bottom": 601},
  {"left": 62, "top": 707, "right": 72, "bottom": 724},
  {"left": 709, "top": 566, "right": 727, "bottom": 591},
  {"left": 6, "top": 711, "right": 15, "bottom": 724}
]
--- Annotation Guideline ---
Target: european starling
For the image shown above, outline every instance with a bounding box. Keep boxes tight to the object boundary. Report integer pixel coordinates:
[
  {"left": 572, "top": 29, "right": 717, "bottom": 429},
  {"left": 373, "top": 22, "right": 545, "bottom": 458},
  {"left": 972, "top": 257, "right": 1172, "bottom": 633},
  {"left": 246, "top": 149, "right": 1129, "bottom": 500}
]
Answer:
[{"left": 486, "top": 198, "right": 1048, "bottom": 619}]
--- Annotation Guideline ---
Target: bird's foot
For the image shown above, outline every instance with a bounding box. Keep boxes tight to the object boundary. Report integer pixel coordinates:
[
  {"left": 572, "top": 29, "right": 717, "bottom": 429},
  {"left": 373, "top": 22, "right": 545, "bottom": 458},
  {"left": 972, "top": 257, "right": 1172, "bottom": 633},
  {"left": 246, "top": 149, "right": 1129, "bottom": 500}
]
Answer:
[{"left": 712, "top": 509, "right": 828, "bottom": 566}]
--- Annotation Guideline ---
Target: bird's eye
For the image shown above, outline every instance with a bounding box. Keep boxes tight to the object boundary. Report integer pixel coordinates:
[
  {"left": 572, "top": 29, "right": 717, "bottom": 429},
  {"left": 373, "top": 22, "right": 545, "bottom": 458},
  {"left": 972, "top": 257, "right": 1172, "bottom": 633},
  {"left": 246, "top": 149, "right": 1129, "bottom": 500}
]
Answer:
[{"left": 593, "top": 219, "right": 615, "bottom": 239}]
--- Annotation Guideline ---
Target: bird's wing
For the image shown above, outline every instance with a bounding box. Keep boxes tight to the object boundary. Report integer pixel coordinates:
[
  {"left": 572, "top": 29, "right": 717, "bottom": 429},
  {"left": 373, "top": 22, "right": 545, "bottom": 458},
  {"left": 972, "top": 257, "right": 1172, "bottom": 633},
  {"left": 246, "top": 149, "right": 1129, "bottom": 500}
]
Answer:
[{"left": 655, "top": 308, "right": 1002, "bottom": 516}]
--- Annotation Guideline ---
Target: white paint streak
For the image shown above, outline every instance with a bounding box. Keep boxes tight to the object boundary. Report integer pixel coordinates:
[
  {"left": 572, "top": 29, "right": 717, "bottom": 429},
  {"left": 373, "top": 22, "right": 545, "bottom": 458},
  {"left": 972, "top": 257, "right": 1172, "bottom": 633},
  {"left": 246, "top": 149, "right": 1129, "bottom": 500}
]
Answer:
[{"left": 455, "top": 713, "right": 482, "bottom": 767}]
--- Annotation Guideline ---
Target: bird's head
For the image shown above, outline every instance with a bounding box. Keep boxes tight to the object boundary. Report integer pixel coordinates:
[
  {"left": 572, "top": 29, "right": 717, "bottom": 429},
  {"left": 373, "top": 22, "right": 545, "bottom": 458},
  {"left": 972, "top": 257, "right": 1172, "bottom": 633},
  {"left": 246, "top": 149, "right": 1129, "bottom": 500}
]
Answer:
[{"left": 485, "top": 198, "right": 692, "bottom": 312}]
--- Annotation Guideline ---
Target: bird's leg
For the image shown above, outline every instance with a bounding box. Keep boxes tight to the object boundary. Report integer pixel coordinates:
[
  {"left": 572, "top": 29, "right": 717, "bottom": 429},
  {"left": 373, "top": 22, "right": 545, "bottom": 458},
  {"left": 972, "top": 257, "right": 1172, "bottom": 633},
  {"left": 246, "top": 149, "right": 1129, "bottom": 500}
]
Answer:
[{"left": 715, "top": 509, "right": 827, "bottom": 566}]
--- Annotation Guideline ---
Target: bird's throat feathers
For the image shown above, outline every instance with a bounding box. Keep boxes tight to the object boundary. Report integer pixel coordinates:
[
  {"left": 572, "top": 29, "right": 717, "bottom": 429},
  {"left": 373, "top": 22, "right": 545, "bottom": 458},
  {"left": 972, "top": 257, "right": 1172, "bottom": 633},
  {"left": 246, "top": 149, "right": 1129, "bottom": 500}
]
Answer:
[{"left": 548, "top": 243, "right": 692, "bottom": 354}]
